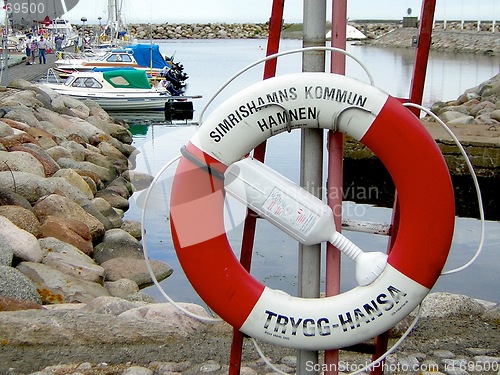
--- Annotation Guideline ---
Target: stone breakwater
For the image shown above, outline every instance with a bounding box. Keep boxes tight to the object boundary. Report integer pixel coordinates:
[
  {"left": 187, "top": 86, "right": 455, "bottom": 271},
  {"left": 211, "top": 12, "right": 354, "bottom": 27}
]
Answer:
[
  {"left": 0, "top": 79, "right": 173, "bottom": 309},
  {"left": 162, "top": 22, "right": 497, "bottom": 54},
  {"left": 354, "top": 21, "right": 500, "bottom": 54},
  {"left": 128, "top": 22, "right": 270, "bottom": 40},
  {"left": 79, "top": 21, "right": 499, "bottom": 54}
]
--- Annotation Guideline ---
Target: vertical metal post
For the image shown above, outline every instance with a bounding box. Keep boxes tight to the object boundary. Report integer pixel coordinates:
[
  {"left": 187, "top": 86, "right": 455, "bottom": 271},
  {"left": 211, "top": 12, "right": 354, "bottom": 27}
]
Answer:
[
  {"left": 409, "top": 0, "right": 436, "bottom": 114},
  {"left": 324, "top": 1, "right": 347, "bottom": 374},
  {"left": 228, "top": 1, "right": 285, "bottom": 374},
  {"left": 369, "top": 2, "right": 437, "bottom": 374},
  {"left": 298, "top": 1, "right": 326, "bottom": 374}
]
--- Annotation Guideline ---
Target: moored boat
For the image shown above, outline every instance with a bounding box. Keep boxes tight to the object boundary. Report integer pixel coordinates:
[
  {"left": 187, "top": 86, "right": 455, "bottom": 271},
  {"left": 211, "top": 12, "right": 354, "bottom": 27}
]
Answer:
[
  {"left": 53, "top": 43, "right": 175, "bottom": 78},
  {"left": 41, "top": 68, "right": 199, "bottom": 112}
]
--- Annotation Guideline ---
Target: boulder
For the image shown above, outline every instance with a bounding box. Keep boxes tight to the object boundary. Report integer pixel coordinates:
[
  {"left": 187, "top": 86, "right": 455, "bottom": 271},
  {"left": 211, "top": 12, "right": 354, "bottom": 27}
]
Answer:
[
  {"left": 58, "top": 140, "right": 86, "bottom": 161},
  {"left": 0, "top": 264, "right": 41, "bottom": 304},
  {"left": 16, "top": 262, "right": 110, "bottom": 304},
  {"left": 120, "top": 220, "right": 142, "bottom": 240},
  {"left": 0, "top": 205, "right": 41, "bottom": 238},
  {"left": 414, "top": 292, "right": 487, "bottom": 318},
  {"left": 93, "top": 228, "right": 144, "bottom": 264},
  {"left": 0, "top": 216, "right": 42, "bottom": 262},
  {"left": 104, "top": 278, "right": 140, "bottom": 298},
  {"left": 0, "top": 171, "right": 90, "bottom": 205},
  {"left": 42, "top": 251, "right": 105, "bottom": 283},
  {"left": 33, "top": 194, "right": 105, "bottom": 242},
  {"left": 0, "top": 150, "right": 45, "bottom": 177},
  {"left": 87, "top": 197, "right": 122, "bottom": 229},
  {"left": 9, "top": 143, "right": 60, "bottom": 176},
  {"left": 101, "top": 257, "right": 173, "bottom": 287},
  {"left": 53, "top": 168, "right": 94, "bottom": 199},
  {"left": 38, "top": 237, "right": 95, "bottom": 264},
  {"left": 39, "top": 215, "right": 93, "bottom": 256}
]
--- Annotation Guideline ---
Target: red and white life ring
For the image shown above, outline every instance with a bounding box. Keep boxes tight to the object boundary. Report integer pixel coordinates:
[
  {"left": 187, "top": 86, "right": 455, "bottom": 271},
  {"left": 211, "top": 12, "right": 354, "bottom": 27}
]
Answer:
[{"left": 169, "top": 73, "right": 455, "bottom": 350}]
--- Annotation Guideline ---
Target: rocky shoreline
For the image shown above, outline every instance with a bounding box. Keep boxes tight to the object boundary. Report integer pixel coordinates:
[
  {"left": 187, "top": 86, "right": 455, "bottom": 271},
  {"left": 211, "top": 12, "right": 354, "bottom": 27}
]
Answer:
[{"left": 0, "top": 79, "right": 167, "bottom": 309}]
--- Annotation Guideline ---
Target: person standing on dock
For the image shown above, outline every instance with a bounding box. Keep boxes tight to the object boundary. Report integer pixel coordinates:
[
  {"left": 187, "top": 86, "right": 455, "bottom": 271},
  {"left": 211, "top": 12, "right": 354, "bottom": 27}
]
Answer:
[
  {"left": 30, "top": 38, "right": 38, "bottom": 64},
  {"left": 25, "top": 37, "right": 31, "bottom": 65},
  {"left": 38, "top": 36, "right": 47, "bottom": 64}
]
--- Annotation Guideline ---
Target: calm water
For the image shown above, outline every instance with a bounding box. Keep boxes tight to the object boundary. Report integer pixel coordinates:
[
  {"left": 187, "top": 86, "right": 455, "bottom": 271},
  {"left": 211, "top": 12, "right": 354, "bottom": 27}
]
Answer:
[{"left": 122, "top": 39, "right": 499, "bottom": 306}]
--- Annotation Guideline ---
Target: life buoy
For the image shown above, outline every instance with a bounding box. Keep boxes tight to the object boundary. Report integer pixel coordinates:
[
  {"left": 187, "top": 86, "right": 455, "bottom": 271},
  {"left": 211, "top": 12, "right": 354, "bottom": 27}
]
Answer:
[{"left": 169, "top": 72, "right": 455, "bottom": 350}]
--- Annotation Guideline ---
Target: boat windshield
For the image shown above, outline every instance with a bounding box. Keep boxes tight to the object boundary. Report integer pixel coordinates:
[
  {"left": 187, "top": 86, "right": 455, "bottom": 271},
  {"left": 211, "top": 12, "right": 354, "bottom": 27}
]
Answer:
[
  {"left": 98, "top": 53, "right": 111, "bottom": 61},
  {"left": 63, "top": 76, "right": 75, "bottom": 86}
]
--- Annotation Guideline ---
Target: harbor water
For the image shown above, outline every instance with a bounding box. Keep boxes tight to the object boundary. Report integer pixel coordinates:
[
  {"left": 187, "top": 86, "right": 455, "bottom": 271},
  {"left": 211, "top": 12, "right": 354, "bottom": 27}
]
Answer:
[{"left": 120, "top": 39, "right": 499, "bottom": 306}]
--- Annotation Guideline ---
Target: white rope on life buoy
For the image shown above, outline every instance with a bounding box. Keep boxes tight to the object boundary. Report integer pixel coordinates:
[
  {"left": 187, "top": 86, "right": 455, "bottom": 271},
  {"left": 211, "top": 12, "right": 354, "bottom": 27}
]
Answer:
[{"left": 169, "top": 72, "right": 455, "bottom": 350}]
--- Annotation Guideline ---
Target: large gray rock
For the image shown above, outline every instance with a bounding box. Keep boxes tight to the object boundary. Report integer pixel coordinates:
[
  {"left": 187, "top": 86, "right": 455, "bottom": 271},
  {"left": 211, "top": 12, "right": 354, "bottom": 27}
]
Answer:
[
  {"left": 89, "top": 197, "right": 123, "bottom": 229},
  {"left": 9, "top": 143, "right": 60, "bottom": 177},
  {"left": 86, "top": 117, "right": 133, "bottom": 144},
  {"left": 104, "top": 278, "right": 140, "bottom": 298},
  {"left": 42, "top": 252, "right": 105, "bottom": 283},
  {"left": 60, "top": 95, "right": 90, "bottom": 119},
  {"left": 38, "top": 237, "right": 94, "bottom": 263},
  {"left": 0, "top": 187, "right": 32, "bottom": 209},
  {"left": 101, "top": 257, "right": 173, "bottom": 287},
  {"left": 0, "top": 150, "right": 45, "bottom": 177},
  {"left": 16, "top": 262, "right": 110, "bottom": 304},
  {"left": 0, "top": 171, "right": 90, "bottom": 205},
  {"left": 414, "top": 292, "right": 487, "bottom": 318},
  {"left": 34, "top": 108, "right": 103, "bottom": 143},
  {"left": 3, "top": 108, "right": 42, "bottom": 128},
  {"left": 93, "top": 228, "right": 144, "bottom": 264},
  {"left": 0, "top": 216, "right": 42, "bottom": 262},
  {"left": 0, "top": 265, "right": 41, "bottom": 304}
]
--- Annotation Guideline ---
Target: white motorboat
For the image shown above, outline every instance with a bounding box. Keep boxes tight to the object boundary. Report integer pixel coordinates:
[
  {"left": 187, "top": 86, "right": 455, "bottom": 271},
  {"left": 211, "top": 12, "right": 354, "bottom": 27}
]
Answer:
[
  {"left": 54, "top": 43, "right": 174, "bottom": 78},
  {"left": 42, "top": 68, "right": 198, "bottom": 112}
]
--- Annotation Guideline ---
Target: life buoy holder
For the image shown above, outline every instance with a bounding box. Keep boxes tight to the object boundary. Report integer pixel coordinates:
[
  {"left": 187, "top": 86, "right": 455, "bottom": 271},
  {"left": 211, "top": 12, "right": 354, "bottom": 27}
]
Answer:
[{"left": 169, "top": 72, "right": 455, "bottom": 350}]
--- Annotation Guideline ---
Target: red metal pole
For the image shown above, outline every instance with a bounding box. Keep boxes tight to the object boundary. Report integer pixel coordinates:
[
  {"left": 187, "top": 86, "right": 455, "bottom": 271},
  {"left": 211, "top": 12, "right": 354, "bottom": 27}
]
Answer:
[
  {"left": 325, "top": 1, "right": 347, "bottom": 374},
  {"left": 228, "top": 1, "right": 284, "bottom": 374},
  {"left": 370, "top": 1, "right": 436, "bottom": 374},
  {"left": 409, "top": 0, "right": 436, "bottom": 112}
]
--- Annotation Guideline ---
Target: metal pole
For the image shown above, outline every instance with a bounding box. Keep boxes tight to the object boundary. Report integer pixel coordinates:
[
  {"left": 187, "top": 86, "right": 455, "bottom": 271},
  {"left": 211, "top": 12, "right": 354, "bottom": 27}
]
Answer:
[
  {"left": 324, "top": 1, "right": 347, "bottom": 373},
  {"left": 409, "top": 0, "right": 436, "bottom": 114},
  {"left": 228, "top": 1, "right": 285, "bottom": 374},
  {"left": 298, "top": 0, "right": 326, "bottom": 373}
]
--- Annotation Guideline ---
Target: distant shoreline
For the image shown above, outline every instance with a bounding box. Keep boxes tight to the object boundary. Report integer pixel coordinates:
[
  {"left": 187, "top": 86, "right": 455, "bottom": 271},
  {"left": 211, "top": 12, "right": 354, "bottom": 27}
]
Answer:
[{"left": 97, "top": 21, "right": 499, "bottom": 54}]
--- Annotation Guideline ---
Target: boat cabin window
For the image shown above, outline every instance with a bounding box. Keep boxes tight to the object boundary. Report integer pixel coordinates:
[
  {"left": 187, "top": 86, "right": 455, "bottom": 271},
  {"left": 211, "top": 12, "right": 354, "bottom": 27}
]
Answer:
[
  {"left": 106, "top": 53, "right": 132, "bottom": 63},
  {"left": 71, "top": 77, "right": 103, "bottom": 89}
]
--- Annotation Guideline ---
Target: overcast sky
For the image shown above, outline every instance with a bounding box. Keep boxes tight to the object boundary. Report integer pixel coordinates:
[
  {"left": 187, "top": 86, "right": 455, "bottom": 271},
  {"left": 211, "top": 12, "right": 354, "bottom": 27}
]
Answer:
[{"left": 63, "top": 0, "right": 498, "bottom": 25}]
